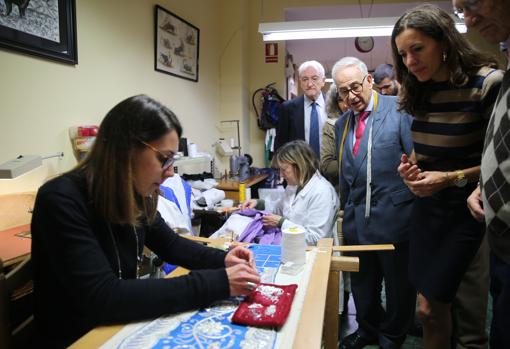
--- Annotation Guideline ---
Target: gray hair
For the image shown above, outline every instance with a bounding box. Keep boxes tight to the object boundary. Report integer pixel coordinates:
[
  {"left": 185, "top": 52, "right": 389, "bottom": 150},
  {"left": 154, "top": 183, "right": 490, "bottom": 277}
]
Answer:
[
  {"left": 325, "top": 84, "right": 342, "bottom": 117},
  {"left": 298, "top": 60, "right": 325, "bottom": 78},
  {"left": 331, "top": 57, "right": 368, "bottom": 83}
]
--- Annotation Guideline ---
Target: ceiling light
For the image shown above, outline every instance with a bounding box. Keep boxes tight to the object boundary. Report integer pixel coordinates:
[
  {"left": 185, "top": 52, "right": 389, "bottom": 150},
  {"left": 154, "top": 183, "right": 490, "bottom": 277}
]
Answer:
[{"left": 259, "top": 17, "right": 467, "bottom": 41}]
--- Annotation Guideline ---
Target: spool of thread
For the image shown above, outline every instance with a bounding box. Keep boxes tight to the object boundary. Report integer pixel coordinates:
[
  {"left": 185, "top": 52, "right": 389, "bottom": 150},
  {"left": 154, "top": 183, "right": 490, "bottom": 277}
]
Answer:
[
  {"left": 188, "top": 143, "right": 197, "bottom": 158},
  {"left": 281, "top": 227, "right": 306, "bottom": 265},
  {"left": 239, "top": 182, "right": 246, "bottom": 202}
]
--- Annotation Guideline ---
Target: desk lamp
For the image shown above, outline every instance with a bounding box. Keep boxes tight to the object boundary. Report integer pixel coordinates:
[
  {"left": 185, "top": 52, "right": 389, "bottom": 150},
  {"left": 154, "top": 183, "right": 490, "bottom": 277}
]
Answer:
[{"left": 0, "top": 152, "right": 64, "bottom": 179}]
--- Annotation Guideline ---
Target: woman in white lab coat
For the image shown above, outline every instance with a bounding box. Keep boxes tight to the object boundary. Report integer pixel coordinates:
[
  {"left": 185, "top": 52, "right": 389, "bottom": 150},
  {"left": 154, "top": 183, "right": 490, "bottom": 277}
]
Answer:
[{"left": 242, "top": 140, "right": 339, "bottom": 246}]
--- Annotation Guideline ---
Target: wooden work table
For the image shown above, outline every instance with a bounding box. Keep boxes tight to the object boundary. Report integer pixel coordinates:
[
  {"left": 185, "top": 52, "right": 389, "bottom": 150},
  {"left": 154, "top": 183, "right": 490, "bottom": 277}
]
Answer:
[
  {"left": 215, "top": 173, "right": 268, "bottom": 202},
  {"left": 0, "top": 224, "right": 31, "bottom": 267},
  {"left": 70, "top": 238, "right": 334, "bottom": 349}
]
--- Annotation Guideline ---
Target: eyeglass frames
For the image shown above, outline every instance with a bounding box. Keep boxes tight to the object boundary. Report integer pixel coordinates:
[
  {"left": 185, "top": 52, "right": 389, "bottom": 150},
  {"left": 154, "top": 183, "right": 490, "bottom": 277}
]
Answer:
[
  {"left": 137, "top": 139, "right": 179, "bottom": 170},
  {"left": 338, "top": 75, "right": 368, "bottom": 98}
]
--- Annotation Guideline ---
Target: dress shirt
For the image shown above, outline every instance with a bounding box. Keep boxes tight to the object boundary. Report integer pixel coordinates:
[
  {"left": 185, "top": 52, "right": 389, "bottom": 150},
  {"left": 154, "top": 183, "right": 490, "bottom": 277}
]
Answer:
[{"left": 352, "top": 91, "right": 375, "bottom": 147}]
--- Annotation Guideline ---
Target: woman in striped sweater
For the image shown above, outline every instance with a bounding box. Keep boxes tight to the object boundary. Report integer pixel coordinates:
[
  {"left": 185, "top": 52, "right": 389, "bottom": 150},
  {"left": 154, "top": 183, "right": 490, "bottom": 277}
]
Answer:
[{"left": 391, "top": 4, "right": 503, "bottom": 349}]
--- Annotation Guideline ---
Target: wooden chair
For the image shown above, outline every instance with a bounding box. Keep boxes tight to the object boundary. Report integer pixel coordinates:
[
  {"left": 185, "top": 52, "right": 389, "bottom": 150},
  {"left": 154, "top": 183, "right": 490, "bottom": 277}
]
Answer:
[{"left": 0, "top": 257, "right": 34, "bottom": 349}]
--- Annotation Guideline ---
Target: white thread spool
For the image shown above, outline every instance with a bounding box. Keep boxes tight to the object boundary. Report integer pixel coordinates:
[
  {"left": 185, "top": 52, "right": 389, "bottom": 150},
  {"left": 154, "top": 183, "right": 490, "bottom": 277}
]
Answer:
[
  {"left": 188, "top": 143, "right": 197, "bottom": 157},
  {"left": 281, "top": 227, "right": 306, "bottom": 265}
]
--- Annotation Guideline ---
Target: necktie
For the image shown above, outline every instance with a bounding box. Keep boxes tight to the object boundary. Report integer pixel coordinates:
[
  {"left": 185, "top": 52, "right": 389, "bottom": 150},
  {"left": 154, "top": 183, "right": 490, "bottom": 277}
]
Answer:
[
  {"left": 353, "top": 111, "right": 370, "bottom": 156},
  {"left": 309, "top": 102, "right": 320, "bottom": 157}
]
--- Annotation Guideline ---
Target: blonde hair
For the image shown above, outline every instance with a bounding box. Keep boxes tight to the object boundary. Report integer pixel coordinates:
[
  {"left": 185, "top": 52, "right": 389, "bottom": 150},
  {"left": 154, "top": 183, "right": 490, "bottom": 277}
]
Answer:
[{"left": 272, "top": 140, "right": 319, "bottom": 188}]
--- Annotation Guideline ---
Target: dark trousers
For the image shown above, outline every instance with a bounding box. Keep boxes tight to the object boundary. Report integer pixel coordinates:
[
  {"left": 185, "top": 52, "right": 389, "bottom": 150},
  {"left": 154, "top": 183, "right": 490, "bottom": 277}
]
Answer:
[
  {"left": 452, "top": 237, "right": 489, "bottom": 349},
  {"left": 347, "top": 240, "right": 416, "bottom": 349},
  {"left": 490, "top": 253, "right": 510, "bottom": 349}
]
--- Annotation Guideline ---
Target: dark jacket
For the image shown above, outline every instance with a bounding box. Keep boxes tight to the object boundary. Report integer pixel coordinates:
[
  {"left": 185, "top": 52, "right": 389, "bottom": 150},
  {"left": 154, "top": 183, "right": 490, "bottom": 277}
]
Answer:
[{"left": 31, "top": 171, "right": 229, "bottom": 348}]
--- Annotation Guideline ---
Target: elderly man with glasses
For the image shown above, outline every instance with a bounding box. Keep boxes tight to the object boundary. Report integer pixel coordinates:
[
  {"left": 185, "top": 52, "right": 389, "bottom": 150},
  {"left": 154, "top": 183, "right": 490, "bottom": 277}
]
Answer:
[
  {"left": 275, "top": 60, "right": 327, "bottom": 157},
  {"left": 333, "top": 56, "right": 416, "bottom": 349},
  {"left": 455, "top": 0, "right": 510, "bottom": 348}
]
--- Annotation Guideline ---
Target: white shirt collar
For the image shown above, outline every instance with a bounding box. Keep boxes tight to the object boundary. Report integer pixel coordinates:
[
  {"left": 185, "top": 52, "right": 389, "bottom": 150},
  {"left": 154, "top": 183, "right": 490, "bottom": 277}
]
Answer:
[
  {"left": 304, "top": 94, "right": 324, "bottom": 108},
  {"left": 353, "top": 91, "right": 375, "bottom": 116}
]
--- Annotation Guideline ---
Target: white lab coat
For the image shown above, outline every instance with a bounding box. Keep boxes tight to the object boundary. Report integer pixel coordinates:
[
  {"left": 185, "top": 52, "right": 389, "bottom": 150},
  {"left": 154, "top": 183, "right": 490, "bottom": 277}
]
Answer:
[{"left": 274, "top": 171, "right": 339, "bottom": 246}]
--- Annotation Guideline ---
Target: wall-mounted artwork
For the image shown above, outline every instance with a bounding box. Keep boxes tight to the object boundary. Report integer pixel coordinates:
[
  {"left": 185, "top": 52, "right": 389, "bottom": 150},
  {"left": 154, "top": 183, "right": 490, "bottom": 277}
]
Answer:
[
  {"left": 0, "top": 0, "right": 77, "bottom": 64},
  {"left": 155, "top": 5, "right": 199, "bottom": 82}
]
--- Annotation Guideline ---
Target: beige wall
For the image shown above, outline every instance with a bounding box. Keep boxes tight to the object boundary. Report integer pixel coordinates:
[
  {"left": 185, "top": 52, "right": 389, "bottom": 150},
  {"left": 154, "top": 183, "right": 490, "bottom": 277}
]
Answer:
[{"left": 0, "top": 0, "right": 224, "bottom": 195}]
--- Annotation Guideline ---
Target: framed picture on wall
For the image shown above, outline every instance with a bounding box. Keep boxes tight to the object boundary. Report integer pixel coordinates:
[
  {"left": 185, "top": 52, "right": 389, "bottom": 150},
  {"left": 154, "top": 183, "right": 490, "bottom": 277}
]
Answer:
[
  {"left": 0, "top": 0, "right": 77, "bottom": 64},
  {"left": 154, "top": 5, "right": 199, "bottom": 82}
]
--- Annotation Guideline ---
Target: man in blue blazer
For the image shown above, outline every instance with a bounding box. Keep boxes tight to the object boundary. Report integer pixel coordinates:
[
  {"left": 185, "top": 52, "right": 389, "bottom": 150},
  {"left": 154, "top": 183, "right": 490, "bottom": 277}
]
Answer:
[
  {"left": 275, "top": 60, "right": 327, "bottom": 156},
  {"left": 334, "top": 57, "right": 416, "bottom": 349}
]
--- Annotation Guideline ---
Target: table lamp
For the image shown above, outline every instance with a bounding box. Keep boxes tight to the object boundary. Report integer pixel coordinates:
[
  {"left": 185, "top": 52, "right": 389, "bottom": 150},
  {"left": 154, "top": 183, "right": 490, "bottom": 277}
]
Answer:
[{"left": 0, "top": 152, "right": 64, "bottom": 179}]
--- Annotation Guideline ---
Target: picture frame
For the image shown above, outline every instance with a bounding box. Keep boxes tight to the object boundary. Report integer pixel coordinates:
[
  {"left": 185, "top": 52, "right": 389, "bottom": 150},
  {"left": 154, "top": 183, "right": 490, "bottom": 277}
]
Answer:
[
  {"left": 154, "top": 5, "right": 199, "bottom": 82},
  {"left": 0, "top": 0, "right": 77, "bottom": 64}
]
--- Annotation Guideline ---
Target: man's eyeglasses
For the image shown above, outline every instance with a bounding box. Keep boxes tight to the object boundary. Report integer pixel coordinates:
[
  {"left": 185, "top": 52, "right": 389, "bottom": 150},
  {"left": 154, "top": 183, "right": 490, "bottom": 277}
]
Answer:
[
  {"left": 300, "top": 75, "right": 322, "bottom": 84},
  {"left": 453, "top": 0, "right": 481, "bottom": 19},
  {"left": 338, "top": 75, "right": 368, "bottom": 98},
  {"left": 137, "top": 139, "right": 179, "bottom": 170}
]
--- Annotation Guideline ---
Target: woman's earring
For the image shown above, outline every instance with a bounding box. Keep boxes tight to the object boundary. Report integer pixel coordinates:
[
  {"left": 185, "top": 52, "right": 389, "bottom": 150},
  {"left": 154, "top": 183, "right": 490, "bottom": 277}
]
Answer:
[{"left": 442, "top": 51, "right": 447, "bottom": 62}]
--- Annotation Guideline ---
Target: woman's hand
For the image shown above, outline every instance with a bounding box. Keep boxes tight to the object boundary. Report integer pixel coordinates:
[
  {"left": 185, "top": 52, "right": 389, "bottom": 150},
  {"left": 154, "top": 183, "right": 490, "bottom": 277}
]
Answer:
[
  {"left": 225, "top": 263, "right": 260, "bottom": 296},
  {"left": 240, "top": 199, "right": 257, "bottom": 210},
  {"left": 262, "top": 214, "right": 282, "bottom": 228},
  {"left": 467, "top": 185, "right": 485, "bottom": 222},
  {"left": 398, "top": 154, "right": 421, "bottom": 182},
  {"left": 403, "top": 171, "right": 449, "bottom": 197},
  {"left": 225, "top": 245, "right": 256, "bottom": 269}
]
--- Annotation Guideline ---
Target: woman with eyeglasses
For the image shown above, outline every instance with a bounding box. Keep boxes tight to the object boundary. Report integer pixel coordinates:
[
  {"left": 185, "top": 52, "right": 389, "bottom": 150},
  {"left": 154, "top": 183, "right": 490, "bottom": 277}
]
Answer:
[
  {"left": 320, "top": 83, "right": 349, "bottom": 190},
  {"left": 391, "top": 4, "right": 503, "bottom": 348},
  {"left": 242, "top": 140, "right": 339, "bottom": 246},
  {"left": 31, "top": 95, "right": 260, "bottom": 348}
]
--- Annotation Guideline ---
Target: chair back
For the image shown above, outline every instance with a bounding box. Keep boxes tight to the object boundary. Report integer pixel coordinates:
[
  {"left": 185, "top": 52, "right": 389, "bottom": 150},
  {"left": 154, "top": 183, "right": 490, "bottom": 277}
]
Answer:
[{"left": 0, "top": 257, "right": 34, "bottom": 349}]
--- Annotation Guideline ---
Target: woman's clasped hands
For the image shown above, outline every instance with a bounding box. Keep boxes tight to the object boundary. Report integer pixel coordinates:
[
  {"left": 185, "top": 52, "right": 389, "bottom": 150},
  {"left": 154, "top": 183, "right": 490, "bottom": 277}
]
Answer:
[{"left": 397, "top": 154, "right": 450, "bottom": 197}]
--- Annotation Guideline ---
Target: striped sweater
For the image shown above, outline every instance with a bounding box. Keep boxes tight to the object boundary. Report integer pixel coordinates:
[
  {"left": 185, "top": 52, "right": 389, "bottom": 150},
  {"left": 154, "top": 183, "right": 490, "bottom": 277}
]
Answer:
[{"left": 412, "top": 66, "right": 504, "bottom": 171}]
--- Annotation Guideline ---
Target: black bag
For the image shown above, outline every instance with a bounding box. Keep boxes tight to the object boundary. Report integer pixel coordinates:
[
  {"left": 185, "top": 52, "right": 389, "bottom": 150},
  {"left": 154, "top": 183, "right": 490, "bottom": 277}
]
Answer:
[{"left": 252, "top": 83, "right": 285, "bottom": 130}]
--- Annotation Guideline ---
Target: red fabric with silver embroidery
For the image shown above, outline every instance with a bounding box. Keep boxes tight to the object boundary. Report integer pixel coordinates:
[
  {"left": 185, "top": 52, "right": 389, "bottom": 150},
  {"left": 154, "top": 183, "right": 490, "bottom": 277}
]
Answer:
[{"left": 232, "top": 283, "right": 298, "bottom": 328}]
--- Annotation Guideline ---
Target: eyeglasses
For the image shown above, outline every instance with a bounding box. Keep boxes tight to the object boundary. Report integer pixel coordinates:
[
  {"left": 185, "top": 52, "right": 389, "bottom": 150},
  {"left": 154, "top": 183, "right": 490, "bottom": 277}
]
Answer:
[
  {"left": 137, "top": 139, "right": 179, "bottom": 170},
  {"left": 338, "top": 75, "right": 368, "bottom": 98},
  {"left": 300, "top": 75, "right": 322, "bottom": 84},
  {"left": 453, "top": 0, "right": 481, "bottom": 19}
]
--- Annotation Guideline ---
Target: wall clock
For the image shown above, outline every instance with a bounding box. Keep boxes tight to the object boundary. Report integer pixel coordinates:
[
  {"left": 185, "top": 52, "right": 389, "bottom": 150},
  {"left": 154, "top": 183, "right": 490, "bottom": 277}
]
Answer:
[{"left": 354, "top": 37, "right": 374, "bottom": 53}]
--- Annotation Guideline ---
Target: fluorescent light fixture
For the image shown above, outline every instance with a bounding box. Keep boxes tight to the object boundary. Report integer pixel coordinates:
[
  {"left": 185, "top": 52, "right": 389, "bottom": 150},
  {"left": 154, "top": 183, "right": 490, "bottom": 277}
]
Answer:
[
  {"left": 259, "top": 17, "right": 467, "bottom": 41},
  {"left": 0, "top": 152, "right": 64, "bottom": 179}
]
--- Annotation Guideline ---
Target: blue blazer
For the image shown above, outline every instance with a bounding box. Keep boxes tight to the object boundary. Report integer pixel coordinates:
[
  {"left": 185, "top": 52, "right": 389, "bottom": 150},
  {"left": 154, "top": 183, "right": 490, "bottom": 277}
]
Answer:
[{"left": 334, "top": 94, "right": 415, "bottom": 244}]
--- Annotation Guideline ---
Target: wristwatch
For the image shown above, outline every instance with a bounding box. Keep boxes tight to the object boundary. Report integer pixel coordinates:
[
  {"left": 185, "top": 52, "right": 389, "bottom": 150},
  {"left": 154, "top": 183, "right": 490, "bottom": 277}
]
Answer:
[{"left": 453, "top": 170, "right": 468, "bottom": 187}]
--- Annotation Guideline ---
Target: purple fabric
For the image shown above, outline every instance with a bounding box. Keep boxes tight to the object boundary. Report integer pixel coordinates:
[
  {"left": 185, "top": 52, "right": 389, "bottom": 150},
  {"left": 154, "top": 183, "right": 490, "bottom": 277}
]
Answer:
[{"left": 236, "top": 209, "right": 281, "bottom": 245}]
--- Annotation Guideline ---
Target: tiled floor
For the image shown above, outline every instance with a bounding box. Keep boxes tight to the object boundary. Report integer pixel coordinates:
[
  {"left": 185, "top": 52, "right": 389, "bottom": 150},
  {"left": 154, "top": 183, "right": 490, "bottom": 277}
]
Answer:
[
  {"left": 338, "top": 293, "right": 492, "bottom": 349},
  {"left": 338, "top": 297, "right": 423, "bottom": 349}
]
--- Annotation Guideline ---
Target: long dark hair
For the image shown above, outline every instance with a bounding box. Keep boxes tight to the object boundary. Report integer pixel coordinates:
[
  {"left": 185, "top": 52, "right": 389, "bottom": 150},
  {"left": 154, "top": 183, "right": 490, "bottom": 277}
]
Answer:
[
  {"left": 391, "top": 4, "right": 497, "bottom": 115},
  {"left": 75, "top": 94, "right": 182, "bottom": 226}
]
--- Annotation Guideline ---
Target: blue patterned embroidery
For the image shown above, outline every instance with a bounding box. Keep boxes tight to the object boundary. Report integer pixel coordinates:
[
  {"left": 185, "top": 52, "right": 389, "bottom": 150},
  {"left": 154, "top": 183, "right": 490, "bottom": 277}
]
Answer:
[{"left": 115, "top": 245, "right": 282, "bottom": 349}]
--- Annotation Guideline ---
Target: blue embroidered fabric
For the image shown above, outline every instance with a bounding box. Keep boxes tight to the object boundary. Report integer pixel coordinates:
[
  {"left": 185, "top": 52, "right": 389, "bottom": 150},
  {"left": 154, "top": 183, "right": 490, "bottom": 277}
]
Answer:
[{"left": 116, "top": 245, "right": 282, "bottom": 349}]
